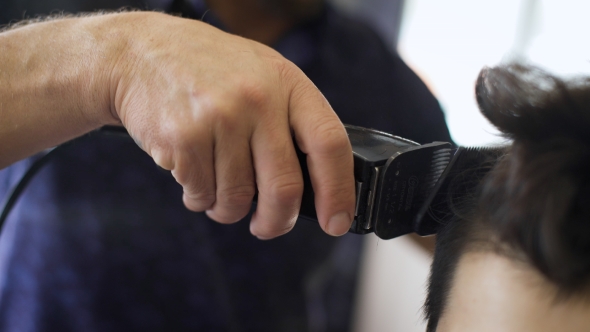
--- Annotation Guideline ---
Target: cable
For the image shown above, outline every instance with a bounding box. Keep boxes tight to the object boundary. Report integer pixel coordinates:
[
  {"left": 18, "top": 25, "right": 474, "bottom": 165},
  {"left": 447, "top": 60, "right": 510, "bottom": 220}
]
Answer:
[
  {"left": 0, "top": 126, "right": 128, "bottom": 234},
  {"left": 0, "top": 147, "right": 60, "bottom": 232}
]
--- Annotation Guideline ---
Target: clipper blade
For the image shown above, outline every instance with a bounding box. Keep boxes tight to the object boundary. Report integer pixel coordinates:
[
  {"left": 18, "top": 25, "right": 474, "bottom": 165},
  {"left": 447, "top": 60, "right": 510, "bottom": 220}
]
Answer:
[{"left": 372, "top": 142, "right": 452, "bottom": 240}]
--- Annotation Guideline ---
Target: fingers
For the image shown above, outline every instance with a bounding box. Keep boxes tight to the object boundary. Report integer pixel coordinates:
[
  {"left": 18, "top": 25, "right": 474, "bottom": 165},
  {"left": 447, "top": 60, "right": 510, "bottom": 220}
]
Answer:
[
  {"left": 249, "top": 119, "right": 303, "bottom": 239},
  {"left": 205, "top": 123, "right": 256, "bottom": 224},
  {"left": 177, "top": 148, "right": 217, "bottom": 213},
  {"left": 287, "top": 75, "right": 356, "bottom": 236},
  {"left": 172, "top": 64, "right": 354, "bottom": 239},
  {"left": 160, "top": 127, "right": 217, "bottom": 212}
]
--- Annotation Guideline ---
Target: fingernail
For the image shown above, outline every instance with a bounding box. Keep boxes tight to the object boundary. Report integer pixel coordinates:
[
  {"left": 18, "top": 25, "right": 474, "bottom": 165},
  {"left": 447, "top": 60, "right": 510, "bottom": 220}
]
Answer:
[{"left": 327, "top": 212, "right": 352, "bottom": 236}]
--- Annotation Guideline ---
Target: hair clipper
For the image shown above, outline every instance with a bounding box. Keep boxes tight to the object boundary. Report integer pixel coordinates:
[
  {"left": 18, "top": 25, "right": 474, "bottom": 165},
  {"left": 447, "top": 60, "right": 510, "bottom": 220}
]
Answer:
[{"left": 297, "top": 125, "right": 453, "bottom": 240}]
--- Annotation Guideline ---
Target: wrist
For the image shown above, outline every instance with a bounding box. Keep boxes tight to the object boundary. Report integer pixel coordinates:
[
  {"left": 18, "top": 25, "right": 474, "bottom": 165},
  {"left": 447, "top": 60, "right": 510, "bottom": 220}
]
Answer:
[
  {"left": 84, "top": 11, "right": 175, "bottom": 127},
  {"left": 78, "top": 13, "right": 135, "bottom": 127}
]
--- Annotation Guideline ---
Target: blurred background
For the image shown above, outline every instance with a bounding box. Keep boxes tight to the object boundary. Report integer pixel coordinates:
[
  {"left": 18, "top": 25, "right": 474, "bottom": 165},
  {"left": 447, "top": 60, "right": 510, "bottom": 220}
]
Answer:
[
  {"left": 2, "top": 1, "right": 588, "bottom": 331},
  {"left": 328, "top": 0, "right": 590, "bottom": 330}
]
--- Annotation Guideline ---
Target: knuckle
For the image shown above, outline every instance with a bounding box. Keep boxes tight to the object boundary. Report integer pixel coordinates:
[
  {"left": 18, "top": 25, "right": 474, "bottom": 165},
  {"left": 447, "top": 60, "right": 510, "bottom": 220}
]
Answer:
[
  {"left": 266, "top": 176, "right": 303, "bottom": 206},
  {"left": 197, "top": 99, "right": 223, "bottom": 121},
  {"left": 171, "top": 166, "right": 191, "bottom": 186},
  {"left": 185, "top": 190, "right": 216, "bottom": 203},
  {"left": 195, "top": 97, "right": 244, "bottom": 134},
  {"left": 151, "top": 148, "right": 174, "bottom": 170},
  {"left": 272, "top": 58, "right": 299, "bottom": 83},
  {"left": 173, "top": 165, "right": 214, "bottom": 195},
  {"left": 218, "top": 184, "right": 256, "bottom": 209},
  {"left": 210, "top": 184, "right": 255, "bottom": 224},
  {"left": 237, "top": 80, "right": 268, "bottom": 111},
  {"left": 183, "top": 191, "right": 216, "bottom": 212},
  {"left": 161, "top": 118, "right": 199, "bottom": 149},
  {"left": 310, "top": 121, "right": 350, "bottom": 156}
]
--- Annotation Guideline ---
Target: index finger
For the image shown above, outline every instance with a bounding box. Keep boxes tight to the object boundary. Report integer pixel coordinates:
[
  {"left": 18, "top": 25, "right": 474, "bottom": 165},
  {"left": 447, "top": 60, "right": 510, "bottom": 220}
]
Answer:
[{"left": 289, "top": 75, "right": 355, "bottom": 236}]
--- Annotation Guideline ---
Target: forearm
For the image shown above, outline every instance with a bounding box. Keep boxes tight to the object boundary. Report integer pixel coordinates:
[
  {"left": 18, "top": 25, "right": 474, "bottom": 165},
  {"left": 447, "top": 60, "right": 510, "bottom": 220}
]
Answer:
[{"left": 0, "top": 14, "right": 121, "bottom": 169}]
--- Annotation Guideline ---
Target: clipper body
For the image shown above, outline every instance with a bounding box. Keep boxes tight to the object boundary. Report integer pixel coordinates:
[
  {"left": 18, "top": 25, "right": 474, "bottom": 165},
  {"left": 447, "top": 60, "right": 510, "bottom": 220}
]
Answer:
[{"left": 297, "top": 125, "right": 452, "bottom": 240}]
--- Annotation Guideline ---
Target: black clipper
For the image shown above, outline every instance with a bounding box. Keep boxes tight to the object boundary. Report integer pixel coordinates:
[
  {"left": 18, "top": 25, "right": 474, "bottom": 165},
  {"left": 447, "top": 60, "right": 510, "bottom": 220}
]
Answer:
[{"left": 297, "top": 125, "right": 453, "bottom": 240}]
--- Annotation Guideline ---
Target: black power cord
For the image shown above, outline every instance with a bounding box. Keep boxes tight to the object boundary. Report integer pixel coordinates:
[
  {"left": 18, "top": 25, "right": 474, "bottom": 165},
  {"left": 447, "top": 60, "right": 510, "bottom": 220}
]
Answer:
[
  {"left": 0, "top": 126, "right": 128, "bottom": 233},
  {"left": 0, "top": 148, "right": 59, "bottom": 232}
]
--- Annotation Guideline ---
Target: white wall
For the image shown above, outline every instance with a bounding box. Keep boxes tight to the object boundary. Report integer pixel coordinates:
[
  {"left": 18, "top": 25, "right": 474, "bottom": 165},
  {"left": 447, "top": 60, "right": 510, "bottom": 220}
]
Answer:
[
  {"left": 399, "top": 0, "right": 590, "bottom": 146},
  {"left": 353, "top": 235, "right": 432, "bottom": 332}
]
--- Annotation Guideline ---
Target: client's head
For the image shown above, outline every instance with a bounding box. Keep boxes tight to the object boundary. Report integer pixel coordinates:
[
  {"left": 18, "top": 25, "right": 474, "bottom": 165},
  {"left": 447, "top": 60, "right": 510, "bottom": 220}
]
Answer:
[{"left": 425, "top": 63, "right": 590, "bottom": 331}]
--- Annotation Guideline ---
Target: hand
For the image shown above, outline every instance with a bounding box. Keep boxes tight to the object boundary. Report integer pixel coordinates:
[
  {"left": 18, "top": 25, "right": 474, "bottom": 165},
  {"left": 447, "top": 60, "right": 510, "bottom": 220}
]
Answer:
[{"left": 101, "top": 12, "right": 355, "bottom": 238}]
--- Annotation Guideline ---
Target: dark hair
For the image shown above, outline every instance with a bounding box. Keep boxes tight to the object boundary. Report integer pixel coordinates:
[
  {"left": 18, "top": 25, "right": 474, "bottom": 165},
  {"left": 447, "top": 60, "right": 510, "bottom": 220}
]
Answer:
[{"left": 424, "top": 63, "right": 590, "bottom": 331}]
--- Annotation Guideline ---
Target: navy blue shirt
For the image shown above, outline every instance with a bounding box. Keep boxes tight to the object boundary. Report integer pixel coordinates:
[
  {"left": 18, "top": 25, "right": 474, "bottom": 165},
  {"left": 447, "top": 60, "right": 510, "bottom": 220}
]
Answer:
[{"left": 0, "top": 2, "right": 451, "bottom": 331}]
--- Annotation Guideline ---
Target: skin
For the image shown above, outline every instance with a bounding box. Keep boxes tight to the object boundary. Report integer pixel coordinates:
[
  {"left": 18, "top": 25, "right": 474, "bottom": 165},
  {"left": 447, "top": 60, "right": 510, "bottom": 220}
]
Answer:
[
  {"left": 437, "top": 252, "right": 590, "bottom": 332},
  {"left": 0, "top": 11, "right": 355, "bottom": 239}
]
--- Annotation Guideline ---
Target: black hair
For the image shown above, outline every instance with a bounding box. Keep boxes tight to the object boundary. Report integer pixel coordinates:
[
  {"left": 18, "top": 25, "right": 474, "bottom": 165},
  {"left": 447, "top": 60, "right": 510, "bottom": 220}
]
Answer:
[{"left": 424, "top": 63, "right": 590, "bottom": 331}]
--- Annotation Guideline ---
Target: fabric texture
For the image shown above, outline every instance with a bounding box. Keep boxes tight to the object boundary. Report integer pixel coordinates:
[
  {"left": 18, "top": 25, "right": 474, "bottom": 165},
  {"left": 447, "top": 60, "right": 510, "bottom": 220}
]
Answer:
[{"left": 0, "top": 2, "right": 451, "bottom": 331}]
